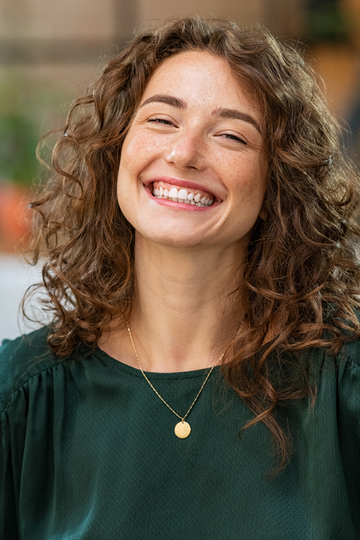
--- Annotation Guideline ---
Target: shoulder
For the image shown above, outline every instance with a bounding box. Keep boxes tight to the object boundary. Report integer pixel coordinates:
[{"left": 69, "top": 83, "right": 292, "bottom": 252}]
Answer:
[
  {"left": 306, "top": 337, "right": 360, "bottom": 374},
  {"left": 0, "top": 327, "right": 70, "bottom": 412},
  {"left": 338, "top": 338, "right": 360, "bottom": 369},
  {"left": 304, "top": 338, "right": 360, "bottom": 407},
  {"left": 308, "top": 309, "right": 360, "bottom": 373}
]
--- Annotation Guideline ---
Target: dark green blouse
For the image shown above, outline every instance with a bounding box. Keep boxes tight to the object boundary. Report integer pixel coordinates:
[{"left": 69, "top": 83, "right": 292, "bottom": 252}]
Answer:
[{"left": 1, "top": 327, "right": 360, "bottom": 539}]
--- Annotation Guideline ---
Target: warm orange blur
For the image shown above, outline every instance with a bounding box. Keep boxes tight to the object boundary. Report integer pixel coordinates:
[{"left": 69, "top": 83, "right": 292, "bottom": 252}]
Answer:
[{"left": 0, "top": 184, "right": 31, "bottom": 252}]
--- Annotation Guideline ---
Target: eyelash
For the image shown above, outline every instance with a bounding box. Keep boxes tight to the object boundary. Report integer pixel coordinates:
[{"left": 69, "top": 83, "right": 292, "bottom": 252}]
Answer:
[
  {"left": 147, "top": 117, "right": 174, "bottom": 125},
  {"left": 147, "top": 118, "right": 247, "bottom": 145}
]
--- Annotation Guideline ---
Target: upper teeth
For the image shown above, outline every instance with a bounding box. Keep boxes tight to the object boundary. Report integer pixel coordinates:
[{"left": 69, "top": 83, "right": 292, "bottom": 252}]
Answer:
[{"left": 153, "top": 186, "right": 214, "bottom": 207}]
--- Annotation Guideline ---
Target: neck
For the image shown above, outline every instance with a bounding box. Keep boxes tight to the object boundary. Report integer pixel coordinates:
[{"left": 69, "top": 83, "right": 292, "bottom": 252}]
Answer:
[{"left": 125, "top": 234, "right": 244, "bottom": 372}]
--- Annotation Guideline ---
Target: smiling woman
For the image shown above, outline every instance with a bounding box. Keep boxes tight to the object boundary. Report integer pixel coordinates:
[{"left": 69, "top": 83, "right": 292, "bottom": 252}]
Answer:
[{"left": 1, "top": 16, "right": 360, "bottom": 540}]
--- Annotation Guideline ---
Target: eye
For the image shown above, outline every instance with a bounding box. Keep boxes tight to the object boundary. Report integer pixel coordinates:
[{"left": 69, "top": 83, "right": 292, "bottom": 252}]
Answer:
[{"left": 221, "top": 133, "right": 247, "bottom": 145}]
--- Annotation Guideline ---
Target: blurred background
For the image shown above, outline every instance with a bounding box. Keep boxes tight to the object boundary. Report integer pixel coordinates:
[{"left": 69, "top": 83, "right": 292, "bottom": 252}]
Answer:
[{"left": 1, "top": 0, "right": 360, "bottom": 340}]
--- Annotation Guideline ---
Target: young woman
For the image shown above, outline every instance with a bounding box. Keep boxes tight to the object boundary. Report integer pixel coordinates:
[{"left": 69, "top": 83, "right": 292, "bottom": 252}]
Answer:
[{"left": 1, "top": 17, "right": 360, "bottom": 539}]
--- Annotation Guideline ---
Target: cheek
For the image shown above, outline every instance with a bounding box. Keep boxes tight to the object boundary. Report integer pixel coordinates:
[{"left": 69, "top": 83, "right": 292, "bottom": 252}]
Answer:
[
  {"left": 117, "top": 143, "right": 136, "bottom": 219},
  {"left": 117, "top": 135, "right": 147, "bottom": 194},
  {"left": 116, "top": 168, "right": 130, "bottom": 220},
  {"left": 121, "top": 130, "right": 163, "bottom": 171},
  {"left": 228, "top": 154, "right": 267, "bottom": 204},
  {"left": 118, "top": 137, "right": 137, "bottom": 178}
]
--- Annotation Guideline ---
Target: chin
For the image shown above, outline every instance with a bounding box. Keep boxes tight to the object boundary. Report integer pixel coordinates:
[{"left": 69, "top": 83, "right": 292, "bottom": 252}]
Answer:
[{"left": 137, "top": 229, "right": 206, "bottom": 249}]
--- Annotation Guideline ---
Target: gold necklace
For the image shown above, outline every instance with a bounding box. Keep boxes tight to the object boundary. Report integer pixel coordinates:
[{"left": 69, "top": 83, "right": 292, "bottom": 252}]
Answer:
[{"left": 126, "top": 323, "right": 224, "bottom": 439}]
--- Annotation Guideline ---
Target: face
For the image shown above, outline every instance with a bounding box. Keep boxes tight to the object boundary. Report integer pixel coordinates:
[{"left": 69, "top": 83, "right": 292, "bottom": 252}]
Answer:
[{"left": 117, "top": 50, "right": 267, "bottom": 251}]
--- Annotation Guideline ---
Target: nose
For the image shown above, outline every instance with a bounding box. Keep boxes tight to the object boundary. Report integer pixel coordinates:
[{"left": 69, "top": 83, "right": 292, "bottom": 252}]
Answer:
[{"left": 165, "top": 131, "right": 205, "bottom": 171}]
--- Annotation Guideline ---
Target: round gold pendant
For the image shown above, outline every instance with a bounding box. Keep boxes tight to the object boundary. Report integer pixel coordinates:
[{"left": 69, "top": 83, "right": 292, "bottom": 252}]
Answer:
[{"left": 174, "top": 420, "right": 191, "bottom": 439}]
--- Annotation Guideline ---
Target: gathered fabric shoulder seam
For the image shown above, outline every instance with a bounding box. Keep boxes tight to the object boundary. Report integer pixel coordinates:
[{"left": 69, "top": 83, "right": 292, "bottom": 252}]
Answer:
[
  {"left": 336, "top": 348, "right": 360, "bottom": 370},
  {"left": 0, "top": 357, "right": 78, "bottom": 416}
]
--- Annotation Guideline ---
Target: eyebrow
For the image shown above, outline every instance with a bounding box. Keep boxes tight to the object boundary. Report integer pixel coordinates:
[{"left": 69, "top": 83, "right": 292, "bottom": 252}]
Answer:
[
  {"left": 139, "top": 94, "right": 261, "bottom": 135},
  {"left": 140, "top": 94, "right": 187, "bottom": 109},
  {"left": 213, "top": 107, "right": 261, "bottom": 134}
]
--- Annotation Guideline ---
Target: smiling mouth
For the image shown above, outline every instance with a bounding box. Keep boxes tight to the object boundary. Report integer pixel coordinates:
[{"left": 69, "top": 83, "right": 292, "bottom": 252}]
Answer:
[{"left": 150, "top": 181, "right": 215, "bottom": 207}]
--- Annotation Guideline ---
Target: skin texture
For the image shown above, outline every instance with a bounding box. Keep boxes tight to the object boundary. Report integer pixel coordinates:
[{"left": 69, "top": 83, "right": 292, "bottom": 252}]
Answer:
[{"left": 100, "top": 51, "right": 268, "bottom": 372}]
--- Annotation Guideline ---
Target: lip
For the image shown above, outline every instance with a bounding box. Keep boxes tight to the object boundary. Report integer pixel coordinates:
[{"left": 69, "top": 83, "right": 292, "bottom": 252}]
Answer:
[{"left": 142, "top": 177, "right": 222, "bottom": 202}]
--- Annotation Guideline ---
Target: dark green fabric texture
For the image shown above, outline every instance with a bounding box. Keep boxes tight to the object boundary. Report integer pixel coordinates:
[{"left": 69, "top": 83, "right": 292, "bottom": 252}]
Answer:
[{"left": 1, "top": 327, "right": 360, "bottom": 539}]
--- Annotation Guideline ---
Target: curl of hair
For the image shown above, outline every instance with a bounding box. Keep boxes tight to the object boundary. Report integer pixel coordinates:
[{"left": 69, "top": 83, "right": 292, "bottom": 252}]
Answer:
[{"left": 25, "top": 16, "right": 360, "bottom": 471}]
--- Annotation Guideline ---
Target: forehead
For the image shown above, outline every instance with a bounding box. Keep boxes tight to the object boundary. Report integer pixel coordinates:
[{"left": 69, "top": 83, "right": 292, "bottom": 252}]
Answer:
[{"left": 141, "top": 50, "right": 262, "bottom": 120}]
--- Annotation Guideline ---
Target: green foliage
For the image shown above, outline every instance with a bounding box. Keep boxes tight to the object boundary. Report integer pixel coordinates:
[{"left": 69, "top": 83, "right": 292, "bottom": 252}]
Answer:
[
  {"left": 0, "top": 111, "right": 39, "bottom": 185},
  {"left": 0, "top": 71, "right": 73, "bottom": 186}
]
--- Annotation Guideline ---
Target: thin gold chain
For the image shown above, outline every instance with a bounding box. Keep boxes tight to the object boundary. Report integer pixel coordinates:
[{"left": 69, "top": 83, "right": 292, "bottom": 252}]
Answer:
[{"left": 126, "top": 323, "right": 224, "bottom": 422}]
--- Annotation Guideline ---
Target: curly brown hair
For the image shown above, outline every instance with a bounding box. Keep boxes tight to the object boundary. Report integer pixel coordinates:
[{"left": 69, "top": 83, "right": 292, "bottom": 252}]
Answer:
[{"left": 26, "top": 16, "right": 360, "bottom": 470}]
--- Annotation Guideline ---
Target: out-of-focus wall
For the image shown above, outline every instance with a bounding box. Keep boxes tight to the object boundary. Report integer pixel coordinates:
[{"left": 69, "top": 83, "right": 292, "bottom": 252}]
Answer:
[
  {"left": 137, "top": 0, "right": 266, "bottom": 27},
  {"left": 136, "top": 0, "right": 304, "bottom": 35},
  {"left": 0, "top": 0, "right": 306, "bottom": 64},
  {"left": 0, "top": 0, "right": 114, "bottom": 40}
]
